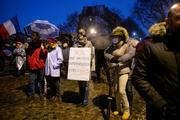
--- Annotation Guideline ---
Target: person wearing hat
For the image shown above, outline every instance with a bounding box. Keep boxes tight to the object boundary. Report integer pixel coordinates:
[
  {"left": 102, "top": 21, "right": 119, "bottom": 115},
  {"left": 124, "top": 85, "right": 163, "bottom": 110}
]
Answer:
[
  {"left": 45, "top": 38, "right": 63, "bottom": 101},
  {"left": 104, "top": 26, "right": 137, "bottom": 120}
]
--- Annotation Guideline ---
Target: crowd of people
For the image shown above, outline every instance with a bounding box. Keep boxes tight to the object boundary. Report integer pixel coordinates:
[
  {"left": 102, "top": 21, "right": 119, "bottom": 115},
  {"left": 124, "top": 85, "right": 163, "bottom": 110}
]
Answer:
[{"left": 0, "top": 3, "right": 179, "bottom": 120}]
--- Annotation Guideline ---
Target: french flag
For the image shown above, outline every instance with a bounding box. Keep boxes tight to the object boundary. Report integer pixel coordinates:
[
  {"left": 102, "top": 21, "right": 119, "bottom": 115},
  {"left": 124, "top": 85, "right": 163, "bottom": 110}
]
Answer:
[{"left": 0, "top": 16, "right": 21, "bottom": 39}]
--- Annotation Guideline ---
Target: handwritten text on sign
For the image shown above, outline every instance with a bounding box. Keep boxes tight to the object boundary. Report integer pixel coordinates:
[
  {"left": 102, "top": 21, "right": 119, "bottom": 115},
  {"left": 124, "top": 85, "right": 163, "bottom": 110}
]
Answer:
[{"left": 67, "top": 48, "right": 91, "bottom": 81}]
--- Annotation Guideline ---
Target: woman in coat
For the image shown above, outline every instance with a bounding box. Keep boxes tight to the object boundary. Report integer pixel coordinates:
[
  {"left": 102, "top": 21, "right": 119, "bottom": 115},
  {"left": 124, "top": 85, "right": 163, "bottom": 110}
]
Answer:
[
  {"left": 45, "top": 38, "right": 63, "bottom": 101},
  {"left": 104, "top": 26, "right": 136, "bottom": 120}
]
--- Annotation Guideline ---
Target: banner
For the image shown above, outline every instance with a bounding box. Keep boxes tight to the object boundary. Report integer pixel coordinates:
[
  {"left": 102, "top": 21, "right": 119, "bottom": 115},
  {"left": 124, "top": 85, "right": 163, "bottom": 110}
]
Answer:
[
  {"left": 67, "top": 48, "right": 91, "bottom": 81},
  {"left": 0, "top": 16, "right": 21, "bottom": 39}
]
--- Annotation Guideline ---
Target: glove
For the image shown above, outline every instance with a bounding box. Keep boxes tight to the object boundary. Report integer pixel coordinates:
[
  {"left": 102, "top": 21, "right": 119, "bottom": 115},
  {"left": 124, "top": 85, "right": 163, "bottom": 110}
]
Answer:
[
  {"left": 110, "top": 56, "right": 119, "bottom": 63},
  {"left": 109, "top": 63, "right": 118, "bottom": 68}
]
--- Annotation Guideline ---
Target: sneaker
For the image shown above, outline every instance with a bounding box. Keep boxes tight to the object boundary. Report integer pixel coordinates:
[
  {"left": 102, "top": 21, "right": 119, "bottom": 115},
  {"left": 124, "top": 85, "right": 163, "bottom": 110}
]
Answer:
[
  {"left": 58, "top": 96, "right": 62, "bottom": 103},
  {"left": 113, "top": 111, "right": 119, "bottom": 116},
  {"left": 122, "top": 112, "right": 130, "bottom": 120},
  {"left": 40, "top": 94, "right": 46, "bottom": 100},
  {"left": 50, "top": 96, "right": 57, "bottom": 101},
  {"left": 50, "top": 96, "right": 62, "bottom": 102},
  {"left": 34, "top": 94, "right": 39, "bottom": 98},
  {"left": 82, "top": 102, "right": 88, "bottom": 106}
]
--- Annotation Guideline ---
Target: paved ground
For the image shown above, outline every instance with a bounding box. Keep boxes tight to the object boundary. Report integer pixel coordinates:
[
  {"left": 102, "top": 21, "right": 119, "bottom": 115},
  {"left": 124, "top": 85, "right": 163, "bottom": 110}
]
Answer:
[{"left": 0, "top": 69, "right": 146, "bottom": 120}]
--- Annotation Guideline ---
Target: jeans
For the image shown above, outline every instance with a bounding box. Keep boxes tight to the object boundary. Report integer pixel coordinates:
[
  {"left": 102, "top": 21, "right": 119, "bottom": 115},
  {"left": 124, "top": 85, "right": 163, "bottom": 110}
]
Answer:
[
  {"left": 28, "top": 69, "right": 44, "bottom": 97},
  {"left": 78, "top": 81, "right": 89, "bottom": 104}
]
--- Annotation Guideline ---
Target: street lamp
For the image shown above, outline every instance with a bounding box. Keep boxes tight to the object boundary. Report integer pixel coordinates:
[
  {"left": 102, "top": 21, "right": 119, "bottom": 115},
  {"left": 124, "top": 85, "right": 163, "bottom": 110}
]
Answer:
[
  {"left": 132, "top": 32, "right": 137, "bottom": 36},
  {"left": 89, "top": 28, "right": 97, "bottom": 35}
]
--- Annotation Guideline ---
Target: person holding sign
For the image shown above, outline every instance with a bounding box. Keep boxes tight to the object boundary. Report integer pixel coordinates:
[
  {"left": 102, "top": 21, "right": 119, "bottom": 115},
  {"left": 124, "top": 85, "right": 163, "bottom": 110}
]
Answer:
[{"left": 73, "top": 28, "right": 94, "bottom": 106}]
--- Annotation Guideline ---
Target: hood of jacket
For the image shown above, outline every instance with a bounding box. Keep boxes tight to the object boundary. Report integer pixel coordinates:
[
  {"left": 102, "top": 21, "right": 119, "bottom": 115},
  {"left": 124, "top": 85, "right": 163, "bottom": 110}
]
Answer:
[{"left": 148, "top": 22, "right": 167, "bottom": 38}]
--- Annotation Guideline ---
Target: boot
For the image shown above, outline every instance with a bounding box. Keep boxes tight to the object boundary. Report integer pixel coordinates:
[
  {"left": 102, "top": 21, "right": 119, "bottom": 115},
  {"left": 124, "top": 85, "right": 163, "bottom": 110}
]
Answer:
[{"left": 122, "top": 111, "right": 130, "bottom": 120}]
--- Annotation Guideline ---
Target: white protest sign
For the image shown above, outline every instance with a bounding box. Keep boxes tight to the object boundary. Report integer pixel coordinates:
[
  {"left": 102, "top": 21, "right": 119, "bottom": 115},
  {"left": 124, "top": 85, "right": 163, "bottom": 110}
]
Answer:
[{"left": 67, "top": 48, "right": 91, "bottom": 81}]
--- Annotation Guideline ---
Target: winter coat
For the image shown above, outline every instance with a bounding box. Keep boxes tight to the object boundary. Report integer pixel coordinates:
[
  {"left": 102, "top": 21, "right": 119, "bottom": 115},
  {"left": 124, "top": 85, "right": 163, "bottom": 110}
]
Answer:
[
  {"left": 132, "top": 22, "right": 180, "bottom": 119},
  {"left": 45, "top": 46, "right": 63, "bottom": 77},
  {"left": 62, "top": 47, "right": 70, "bottom": 63},
  {"left": 27, "top": 48, "right": 47, "bottom": 70},
  {"left": 104, "top": 38, "right": 137, "bottom": 74},
  {"left": 26, "top": 40, "right": 47, "bottom": 70}
]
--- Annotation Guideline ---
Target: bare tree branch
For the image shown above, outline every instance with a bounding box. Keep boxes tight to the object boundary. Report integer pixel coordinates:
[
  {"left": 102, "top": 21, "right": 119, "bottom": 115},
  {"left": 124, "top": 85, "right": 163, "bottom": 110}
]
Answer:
[{"left": 132, "top": 0, "right": 179, "bottom": 30}]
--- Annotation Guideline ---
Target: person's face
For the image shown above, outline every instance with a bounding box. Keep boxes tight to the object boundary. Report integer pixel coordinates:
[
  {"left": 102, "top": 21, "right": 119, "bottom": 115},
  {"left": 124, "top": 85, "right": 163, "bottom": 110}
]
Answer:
[
  {"left": 78, "top": 32, "right": 84, "bottom": 40},
  {"left": 49, "top": 42, "right": 57, "bottom": 48},
  {"left": 63, "top": 43, "right": 68, "bottom": 48},
  {"left": 111, "top": 37, "right": 119, "bottom": 45},
  {"left": 16, "top": 42, "right": 22, "bottom": 48},
  {"left": 167, "top": 4, "right": 180, "bottom": 33},
  {"left": 111, "top": 36, "right": 124, "bottom": 46},
  {"left": 43, "top": 42, "right": 49, "bottom": 49},
  {"left": 31, "top": 32, "right": 39, "bottom": 40}
]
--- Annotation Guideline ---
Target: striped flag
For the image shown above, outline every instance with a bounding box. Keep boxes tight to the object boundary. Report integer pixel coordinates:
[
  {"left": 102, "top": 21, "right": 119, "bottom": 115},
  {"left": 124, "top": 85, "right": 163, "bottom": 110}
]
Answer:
[{"left": 0, "top": 16, "right": 21, "bottom": 39}]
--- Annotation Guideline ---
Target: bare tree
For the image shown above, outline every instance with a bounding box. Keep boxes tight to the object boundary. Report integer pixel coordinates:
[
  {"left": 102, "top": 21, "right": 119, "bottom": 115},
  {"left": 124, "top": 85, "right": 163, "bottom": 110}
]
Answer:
[
  {"left": 123, "top": 17, "right": 145, "bottom": 39},
  {"left": 58, "top": 12, "right": 79, "bottom": 33},
  {"left": 132, "top": 0, "right": 178, "bottom": 29},
  {"left": 103, "top": 8, "right": 124, "bottom": 31},
  {"left": 58, "top": 5, "right": 145, "bottom": 39}
]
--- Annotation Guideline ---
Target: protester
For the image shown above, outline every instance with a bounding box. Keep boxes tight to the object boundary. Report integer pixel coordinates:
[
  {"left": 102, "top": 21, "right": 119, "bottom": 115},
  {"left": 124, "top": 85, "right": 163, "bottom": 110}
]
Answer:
[
  {"left": 73, "top": 28, "right": 94, "bottom": 106},
  {"left": 132, "top": 3, "right": 180, "bottom": 120},
  {"left": 60, "top": 36, "right": 71, "bottom": 78},
  {"left": 45, "top": 38, "right": 63, "bottom": 102},
  {"left": 104, "top": 26, "right": 137, "bottom": 120},
  {"left": 95, "top": 48, "right": 106, "bottom": 83},
  {"left": 12, "top": 41, "right": 26, "bottom": 77},
  {"left": 26, "top": 31, "right": 47, "bottom": 100}
]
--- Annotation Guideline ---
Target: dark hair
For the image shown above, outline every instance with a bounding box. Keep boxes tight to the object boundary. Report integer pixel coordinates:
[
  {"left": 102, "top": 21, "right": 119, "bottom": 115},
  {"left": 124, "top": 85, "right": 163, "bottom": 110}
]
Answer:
[{"left": 32, "top": 31, "right": 40, "bottom": 39}]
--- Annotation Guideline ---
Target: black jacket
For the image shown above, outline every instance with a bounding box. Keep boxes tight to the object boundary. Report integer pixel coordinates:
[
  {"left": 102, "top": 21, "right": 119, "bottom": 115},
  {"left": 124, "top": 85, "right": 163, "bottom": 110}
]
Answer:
[{"left": 132, "top": 36, "right": 180, "bottom": 119}]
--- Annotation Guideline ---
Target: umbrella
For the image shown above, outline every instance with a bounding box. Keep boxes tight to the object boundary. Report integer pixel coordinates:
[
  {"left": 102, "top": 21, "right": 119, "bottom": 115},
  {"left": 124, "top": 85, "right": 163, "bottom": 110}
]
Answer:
[{"left": 24, "top": 20, "right": 59, "bottom": 39}]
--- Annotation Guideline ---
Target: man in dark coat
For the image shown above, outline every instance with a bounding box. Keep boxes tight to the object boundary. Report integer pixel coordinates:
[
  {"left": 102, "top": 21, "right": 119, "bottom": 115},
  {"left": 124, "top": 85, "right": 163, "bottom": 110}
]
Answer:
[{"left": 132, "top": 3, "right": 180, "bottom": 120}]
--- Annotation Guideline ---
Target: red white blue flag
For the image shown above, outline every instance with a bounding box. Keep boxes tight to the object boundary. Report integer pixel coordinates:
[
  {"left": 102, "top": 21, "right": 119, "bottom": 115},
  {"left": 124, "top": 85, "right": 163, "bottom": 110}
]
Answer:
[{"left": 0, "top": 16, "right": 21, "bottom": 39}]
